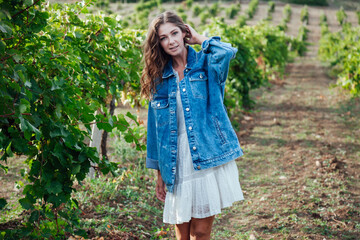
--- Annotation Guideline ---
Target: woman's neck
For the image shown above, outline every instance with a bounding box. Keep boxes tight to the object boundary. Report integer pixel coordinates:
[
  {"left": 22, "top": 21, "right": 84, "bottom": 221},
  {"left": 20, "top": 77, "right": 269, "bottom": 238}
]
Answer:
[{"left": 172, "top": 47, "right": 188, "bottom": 69}]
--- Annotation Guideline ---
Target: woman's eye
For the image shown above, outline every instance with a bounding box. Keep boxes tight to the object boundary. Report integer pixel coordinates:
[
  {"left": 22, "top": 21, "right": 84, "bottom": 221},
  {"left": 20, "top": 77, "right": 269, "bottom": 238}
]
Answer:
[
  {"left": 173, "top": 31, "right": 178, "bottom": 35},
  {"left": 160, "top": 37, "right": 166, "bottom": 41}
]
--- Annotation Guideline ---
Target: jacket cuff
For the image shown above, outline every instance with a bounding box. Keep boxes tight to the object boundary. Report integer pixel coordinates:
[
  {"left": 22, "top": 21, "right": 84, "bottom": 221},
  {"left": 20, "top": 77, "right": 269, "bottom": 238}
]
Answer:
[
  {"left": 201, "top": 36, "right": 221, "bottom": 53},
  {"left": 202, "top": 36, "right": 237, "bottom": 59},
  {"left": 146, "top": 157, "right": 159, "bottom": 170}
]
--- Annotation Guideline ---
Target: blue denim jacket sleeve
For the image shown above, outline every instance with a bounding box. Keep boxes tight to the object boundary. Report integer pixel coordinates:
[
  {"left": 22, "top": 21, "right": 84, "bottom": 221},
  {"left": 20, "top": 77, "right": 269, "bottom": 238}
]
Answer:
[
  {"left": 145, "top": 101, "right": 159, "bottom": 170},
  {"left": 202, "top": 36, "right": 237, "bottom": 85}
]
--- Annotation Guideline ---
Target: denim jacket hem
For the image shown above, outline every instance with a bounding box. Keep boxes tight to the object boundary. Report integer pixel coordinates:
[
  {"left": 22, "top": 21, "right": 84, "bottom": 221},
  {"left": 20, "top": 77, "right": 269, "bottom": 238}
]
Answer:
[{"left": 193, "top": 148, "right": 244, "bottom": 168}]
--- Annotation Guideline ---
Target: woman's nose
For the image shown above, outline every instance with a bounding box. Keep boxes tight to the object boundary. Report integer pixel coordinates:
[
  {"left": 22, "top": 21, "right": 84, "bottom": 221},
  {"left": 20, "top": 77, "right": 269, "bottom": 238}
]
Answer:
[{"left": 169, "top": 36, "right": 175, "bottom": 44}]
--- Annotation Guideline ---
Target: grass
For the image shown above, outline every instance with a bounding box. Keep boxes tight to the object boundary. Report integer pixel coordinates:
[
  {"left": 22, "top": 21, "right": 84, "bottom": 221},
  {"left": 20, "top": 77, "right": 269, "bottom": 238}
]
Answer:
[{"left": 73, "top": 165, "right": 170, "bottom": 239}]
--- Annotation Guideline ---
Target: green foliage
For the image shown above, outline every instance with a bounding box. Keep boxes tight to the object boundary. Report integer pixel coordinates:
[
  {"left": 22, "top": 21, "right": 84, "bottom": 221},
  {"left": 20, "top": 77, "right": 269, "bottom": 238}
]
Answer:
[
  {"left": 269, "top": 1, "right": 275, "bottom": 12},
  {"left": 336, "top": 6, "right": 347, "bottom": 25},
  {"left": 132, "top": 0, "right": 161, "bottom": 29},
  {"left": 319, "top": 11, "right": 329, "bottom": 36},
  {"left": 110, "top": 121, "right": 146, "bottom": 165},
  {"left": 281, "top": 0, "right": 327, "bottom": 6},
  {"left": 320, "top": 11, "right": 327, "bottom": 25},
  {"left": 283, "top": 4, "right": 292, "bottom": 23},
  {"left": 300, "top": 5, "right": 309, "bottom": 24},
  {"left": 132, "top": 9, "right": 151, "bottom": 29},
  {"left": 185, "top": 0, "right": 193, "bottom": 9},
  {"left": 177, "top": 5, "right": 185, "bottom": 13},
  {"left": 135, "top": 0, "right": 158, "bottom": 12},
  {"left": 277, "top": 18, "right": 288, "bottom": 31},
  {"left": 192, "top": 4, "right": 202, "bottom": 17},
  {"left": 209, "top": 2, "right": 220, "bottom": 17},
  {"left": 0, "top": 198, "right": 6, "bottom": 210},
  {"left": 179, "top": 12, "right": 188, "bottom": 22},
  {"left": 200, "top": 11, "right": 210, "bottom": 25},
  {"left": 226, "top": 4, "right": 240, "bottom": 19},
  {"left": 0, "top": 0, "right": 145, "bottom": 237},
  {"left": 247, "top": 0, "right": 259, "bottom": 19},
  {"left": 319, "top": 26, "right": 360, "bottom": 96},
  {"left": 298, "top": 25, "right": 309, "bottom": 41},
  {"left": 96, "top": 0, "right": 110, "bottom": 8},
  {"left": 236, "top": 15, "right": 247, "bottom": 28},
  {"left": 266, "top": 1, "right": 275, "bottom": 21},
  {"left": 321, "top": 23, "right": 329, "bottom": 36}
]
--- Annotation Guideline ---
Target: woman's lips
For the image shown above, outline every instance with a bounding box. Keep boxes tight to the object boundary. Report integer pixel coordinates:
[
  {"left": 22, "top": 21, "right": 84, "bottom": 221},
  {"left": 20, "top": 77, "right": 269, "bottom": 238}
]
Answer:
[{"left": 169, "top": 45, "right": 178, "bottom": 51}]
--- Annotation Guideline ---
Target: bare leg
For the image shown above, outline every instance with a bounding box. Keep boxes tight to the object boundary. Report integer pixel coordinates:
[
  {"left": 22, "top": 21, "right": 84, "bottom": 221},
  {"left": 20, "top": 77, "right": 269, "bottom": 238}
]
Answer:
[
  {"left": 175, "top": 221, "right": 191, "bottom": 240},
  {"left": 190, "top": 215, "right": 215, "bottom": 240}
]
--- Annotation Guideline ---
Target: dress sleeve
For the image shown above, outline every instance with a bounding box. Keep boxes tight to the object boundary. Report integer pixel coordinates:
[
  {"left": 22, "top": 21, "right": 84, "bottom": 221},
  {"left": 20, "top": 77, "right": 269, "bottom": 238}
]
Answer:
[
  {"left": 202, "top": 36, "right": 238, "bottom": 86},
  {"left": 145, "top": 101, "right": 159, "bottom": 170}
]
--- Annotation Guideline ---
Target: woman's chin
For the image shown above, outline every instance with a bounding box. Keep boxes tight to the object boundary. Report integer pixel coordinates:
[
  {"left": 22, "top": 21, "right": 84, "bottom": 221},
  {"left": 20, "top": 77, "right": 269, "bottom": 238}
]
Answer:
[{"left": 167, "top": 46, "right": 185, "bottom": 57}]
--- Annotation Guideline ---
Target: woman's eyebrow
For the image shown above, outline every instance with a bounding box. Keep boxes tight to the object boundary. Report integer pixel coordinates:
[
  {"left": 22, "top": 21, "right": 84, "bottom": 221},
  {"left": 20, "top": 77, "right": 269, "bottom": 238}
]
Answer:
[{"left": 159, "top": 28, "right": 178, "bottom": 37}]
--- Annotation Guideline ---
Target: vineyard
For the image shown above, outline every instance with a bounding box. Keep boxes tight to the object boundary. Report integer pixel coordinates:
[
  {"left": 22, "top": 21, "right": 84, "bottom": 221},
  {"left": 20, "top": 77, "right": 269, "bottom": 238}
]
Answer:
[{"left": 0, "top": 0, "right": 359, "bottom": 239}]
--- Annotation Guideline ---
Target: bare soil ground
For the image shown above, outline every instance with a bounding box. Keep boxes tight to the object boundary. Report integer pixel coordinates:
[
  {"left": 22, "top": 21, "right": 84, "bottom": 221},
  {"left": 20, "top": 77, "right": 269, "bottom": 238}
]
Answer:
[{"left": 211, "top": 3, "right": 360, "bottom": 240}]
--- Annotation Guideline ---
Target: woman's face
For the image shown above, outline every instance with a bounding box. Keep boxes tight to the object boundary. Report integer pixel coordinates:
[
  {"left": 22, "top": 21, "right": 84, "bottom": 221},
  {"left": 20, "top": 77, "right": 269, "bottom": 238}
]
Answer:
[{"left": 158, "top": 22, "right": 186, "bottom": 57}]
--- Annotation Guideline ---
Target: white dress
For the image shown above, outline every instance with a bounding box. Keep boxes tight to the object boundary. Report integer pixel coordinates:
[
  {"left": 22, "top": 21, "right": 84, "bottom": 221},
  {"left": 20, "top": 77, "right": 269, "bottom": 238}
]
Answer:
[{"left": 163, "top": 72, "right": 244, "bottom": 224}]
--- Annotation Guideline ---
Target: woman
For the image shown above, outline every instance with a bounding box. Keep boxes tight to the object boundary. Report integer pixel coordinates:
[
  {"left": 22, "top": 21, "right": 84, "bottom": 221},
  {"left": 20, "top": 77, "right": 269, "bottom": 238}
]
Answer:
[{"left": 141, "top": 11, "right": 244, "bottom": 239}]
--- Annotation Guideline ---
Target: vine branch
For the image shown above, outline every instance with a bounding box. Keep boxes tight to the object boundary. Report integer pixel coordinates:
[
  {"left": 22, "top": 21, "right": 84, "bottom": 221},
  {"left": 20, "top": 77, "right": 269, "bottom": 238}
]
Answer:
[{"left": 11, "top": 0, "right": 42, "bottom": 19}]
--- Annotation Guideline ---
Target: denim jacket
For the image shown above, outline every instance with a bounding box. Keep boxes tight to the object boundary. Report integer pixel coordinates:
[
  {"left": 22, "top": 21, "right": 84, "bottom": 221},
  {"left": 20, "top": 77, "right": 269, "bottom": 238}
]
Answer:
[{"left": 146, "top": 36, "right": 244, "bottom": 193}]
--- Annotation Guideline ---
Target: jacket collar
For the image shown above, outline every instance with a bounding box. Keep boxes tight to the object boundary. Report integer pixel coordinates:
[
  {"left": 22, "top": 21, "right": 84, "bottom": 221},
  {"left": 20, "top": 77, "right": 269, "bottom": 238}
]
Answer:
[{"left": 162, "top": 45, "right": 197, "bottom": 79}]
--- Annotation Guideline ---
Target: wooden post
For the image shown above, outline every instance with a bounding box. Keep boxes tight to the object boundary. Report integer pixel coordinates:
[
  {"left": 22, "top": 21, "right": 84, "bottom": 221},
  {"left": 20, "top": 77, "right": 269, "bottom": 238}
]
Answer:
[{"left": 88, "top": 111, "right": 103, "bottom": 179}]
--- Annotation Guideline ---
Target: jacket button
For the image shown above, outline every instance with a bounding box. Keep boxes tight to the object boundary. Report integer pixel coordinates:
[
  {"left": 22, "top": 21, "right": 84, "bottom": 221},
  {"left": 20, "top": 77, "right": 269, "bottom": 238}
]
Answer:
[
  {"left": 200, "top": 74, "right": 203, "bottom": 79},
  {"left": 197, "top": 166, "right": 201, "bottom": 170},
  {"left": 188, "top": 126, "right": 192, "bottom": 130},
  {"left": 192, "top": 146, "right": 197, "bottom": 151},
  {"left": 186, "top": 108, "right": 190, "bottom": 111},
  {"left": 157, "top": 103, "right": 160, "bottom": 107},
  {"left": 182, "top": 88, "right": 186, "bottom": 92}
]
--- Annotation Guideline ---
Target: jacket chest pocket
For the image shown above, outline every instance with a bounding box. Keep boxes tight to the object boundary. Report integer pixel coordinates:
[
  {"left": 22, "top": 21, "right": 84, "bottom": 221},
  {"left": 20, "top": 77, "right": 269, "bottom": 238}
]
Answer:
[
  {"left": 151, "top": 98, "right": 170, "bottom": 127},
  {"left": 189, "top": 72, "right": 208, "bottom": 100}
]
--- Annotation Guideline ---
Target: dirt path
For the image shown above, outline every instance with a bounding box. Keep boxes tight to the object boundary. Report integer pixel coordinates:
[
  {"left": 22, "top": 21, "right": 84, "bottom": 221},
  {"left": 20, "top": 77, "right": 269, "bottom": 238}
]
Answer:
[{"left": 212, "top": 4, "right": 360, "bottom": 240}]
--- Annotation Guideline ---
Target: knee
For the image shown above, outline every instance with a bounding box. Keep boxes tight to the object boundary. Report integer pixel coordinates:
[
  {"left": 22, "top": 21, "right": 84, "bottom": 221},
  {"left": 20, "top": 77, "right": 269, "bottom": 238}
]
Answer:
[
  {"left": 189, "top": 216, "right": 214, "bottom": 240},
  {"left": 190, "top": 226, "right": 211, "bottom": 240},
  {"left": 190, "top": 229, "right": 208, "bottom": 238}
]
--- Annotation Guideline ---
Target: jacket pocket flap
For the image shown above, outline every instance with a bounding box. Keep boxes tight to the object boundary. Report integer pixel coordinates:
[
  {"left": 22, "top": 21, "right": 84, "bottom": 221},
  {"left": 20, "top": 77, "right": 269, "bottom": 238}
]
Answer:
[
  {"left": 190, "top": 72, "right": 208, "bottom": 81},
  {"left": 151, "top": 99, "right": 169, "bottom": 109}
]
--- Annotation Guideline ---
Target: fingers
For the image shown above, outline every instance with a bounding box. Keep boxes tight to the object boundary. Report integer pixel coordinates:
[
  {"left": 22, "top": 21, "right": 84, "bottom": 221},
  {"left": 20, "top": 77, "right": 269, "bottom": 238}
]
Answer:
[
  {"left": 183, "top": 24, "right": 206, "bottom": 45},
  {"left": 156, "top": 182, "right": 166, "bottom": 202},
  {"left": 184, "top": 25, "right": 192, "bottom": 44},
  {"left": 185, "top": 24, "right": 196, "bottom": 35},
  {"left": 156, "top": 175, "right": 166, "bottom": 202}
]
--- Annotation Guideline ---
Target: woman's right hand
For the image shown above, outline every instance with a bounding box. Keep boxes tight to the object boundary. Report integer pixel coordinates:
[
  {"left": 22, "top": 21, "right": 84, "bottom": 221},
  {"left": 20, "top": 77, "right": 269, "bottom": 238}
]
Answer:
[
  {"left": 156, "top": 170, "right": 166, "bottom": 202},
  {"left": 184, "top": 24, "right": 208, "bottom": 46}
]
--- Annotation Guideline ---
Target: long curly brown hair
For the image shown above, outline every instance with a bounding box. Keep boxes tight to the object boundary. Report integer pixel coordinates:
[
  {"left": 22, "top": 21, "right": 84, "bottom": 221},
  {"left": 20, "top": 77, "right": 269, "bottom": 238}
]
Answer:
[{"left": 141, "top": 11, "right": 187, "bottom": 100}]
